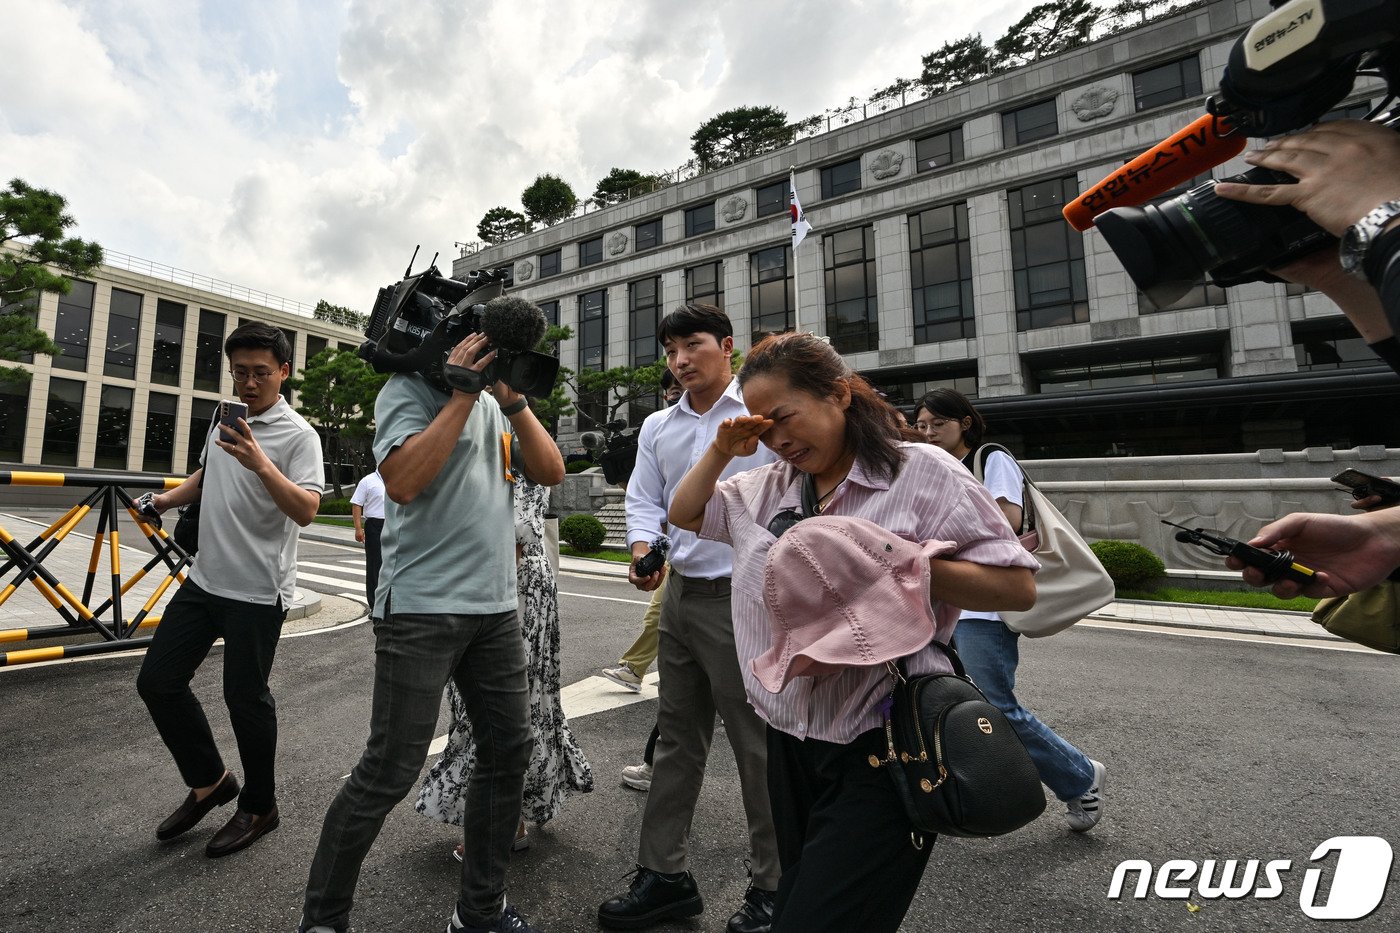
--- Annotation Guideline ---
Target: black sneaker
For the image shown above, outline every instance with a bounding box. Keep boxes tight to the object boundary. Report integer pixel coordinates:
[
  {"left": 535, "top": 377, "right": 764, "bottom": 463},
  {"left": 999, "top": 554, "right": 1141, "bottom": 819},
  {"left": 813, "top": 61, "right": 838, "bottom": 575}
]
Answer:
[
  {"left": 726, "top": 884, "right": 776, "bottom": 933},
  {"left": 597, "top": 866, "right": 704, "bottom": 929},
  {"left": 449, "top": 905, "right": 543, "bottom": 933}
]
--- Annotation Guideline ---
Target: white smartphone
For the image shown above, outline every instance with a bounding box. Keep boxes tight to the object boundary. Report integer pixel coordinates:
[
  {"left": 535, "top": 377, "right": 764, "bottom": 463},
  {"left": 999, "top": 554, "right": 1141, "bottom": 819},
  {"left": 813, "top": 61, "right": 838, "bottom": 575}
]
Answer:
[{"left": 219, "top": 399, "right": 249, "bottom": 432}]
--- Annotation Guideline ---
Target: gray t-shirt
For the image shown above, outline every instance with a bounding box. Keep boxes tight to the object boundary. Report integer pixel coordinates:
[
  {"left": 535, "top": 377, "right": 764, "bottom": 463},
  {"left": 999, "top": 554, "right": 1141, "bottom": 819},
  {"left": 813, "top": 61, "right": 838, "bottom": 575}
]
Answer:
[
  {"left": 190, "top": 397, "right": 325, "bottom": 606},
  {"left": 372, "top": 374, "right": 521, "bottom": 619}
]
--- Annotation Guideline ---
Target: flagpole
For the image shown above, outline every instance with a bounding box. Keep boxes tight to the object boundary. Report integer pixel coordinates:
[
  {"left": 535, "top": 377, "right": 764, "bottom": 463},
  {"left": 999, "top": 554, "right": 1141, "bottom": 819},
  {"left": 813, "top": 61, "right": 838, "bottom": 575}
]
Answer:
[{"left": 790, "top": 165, "right": 800, "bottom": 334}]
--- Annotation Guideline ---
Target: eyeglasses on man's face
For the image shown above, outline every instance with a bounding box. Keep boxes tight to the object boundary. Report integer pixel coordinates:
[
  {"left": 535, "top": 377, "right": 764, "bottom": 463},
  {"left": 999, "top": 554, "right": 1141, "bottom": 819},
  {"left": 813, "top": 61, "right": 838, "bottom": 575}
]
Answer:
[{"left": 229, "top": 368, "right": 279, "bottom": 385}]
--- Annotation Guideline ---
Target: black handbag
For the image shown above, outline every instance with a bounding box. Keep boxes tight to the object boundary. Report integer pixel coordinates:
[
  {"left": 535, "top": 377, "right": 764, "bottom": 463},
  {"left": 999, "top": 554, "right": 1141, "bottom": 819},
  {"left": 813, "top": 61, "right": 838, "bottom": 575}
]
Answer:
[
  {"left": 172, "top": 503, "right": 201, "bottom": 556},
  {"left": 877, "top": 640, "right": 1046, "bottom": 838}
]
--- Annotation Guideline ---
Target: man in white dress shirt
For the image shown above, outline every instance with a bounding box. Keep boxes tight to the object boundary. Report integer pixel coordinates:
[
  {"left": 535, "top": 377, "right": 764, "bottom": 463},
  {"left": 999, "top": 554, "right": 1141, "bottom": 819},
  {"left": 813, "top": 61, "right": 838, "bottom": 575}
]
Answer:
[
  {"left": 349, "top": 469, "right": 386, "bottom": 606},
  {"left": 597, "top": 304, "right": 779, "bottom": 933}
]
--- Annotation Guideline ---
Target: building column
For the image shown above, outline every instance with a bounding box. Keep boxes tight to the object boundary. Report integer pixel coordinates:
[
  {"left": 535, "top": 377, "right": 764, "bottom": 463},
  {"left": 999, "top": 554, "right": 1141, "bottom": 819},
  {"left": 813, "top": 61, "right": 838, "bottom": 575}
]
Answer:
[
  {"left": 723, "top": 256, "right": 750, "bottom": 347},
  {"left": 873, "top": 214, "right": 912, "bottom": 354},
  {"left": 966, "top": 190, "right": 1024, "bottom": 396}
]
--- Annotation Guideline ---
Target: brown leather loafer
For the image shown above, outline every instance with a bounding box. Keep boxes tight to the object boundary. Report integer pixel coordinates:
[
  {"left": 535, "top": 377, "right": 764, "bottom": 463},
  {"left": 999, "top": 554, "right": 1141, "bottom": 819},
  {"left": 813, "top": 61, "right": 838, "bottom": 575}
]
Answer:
[
  {"left": 156, "top": 773, "right": 240, "bottom": 841},
  {"left": 205, "top": 805, "right": 280, "bottom": 858}
]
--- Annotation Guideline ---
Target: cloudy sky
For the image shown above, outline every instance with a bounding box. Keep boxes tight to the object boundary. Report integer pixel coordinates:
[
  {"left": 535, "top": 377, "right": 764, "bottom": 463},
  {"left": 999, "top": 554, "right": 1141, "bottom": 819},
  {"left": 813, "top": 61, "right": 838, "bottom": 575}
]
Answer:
[{"left": 3, "top": 0, "right": 1034, "bottom": 313}]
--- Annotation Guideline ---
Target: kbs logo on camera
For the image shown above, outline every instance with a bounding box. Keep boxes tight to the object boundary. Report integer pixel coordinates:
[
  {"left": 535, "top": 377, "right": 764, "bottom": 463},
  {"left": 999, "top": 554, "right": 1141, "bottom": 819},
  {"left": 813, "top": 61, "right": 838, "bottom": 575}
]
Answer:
[{"left": 1108, "top": 836, "right": 1393, "bottom": 921}]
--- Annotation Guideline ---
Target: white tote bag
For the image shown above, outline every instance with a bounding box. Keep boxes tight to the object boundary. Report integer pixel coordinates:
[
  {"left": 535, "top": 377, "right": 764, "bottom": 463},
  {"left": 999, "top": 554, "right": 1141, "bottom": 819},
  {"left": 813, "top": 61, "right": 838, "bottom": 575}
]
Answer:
[{"left": 973, "top": 445, "right": 1115, "bottom": 637}]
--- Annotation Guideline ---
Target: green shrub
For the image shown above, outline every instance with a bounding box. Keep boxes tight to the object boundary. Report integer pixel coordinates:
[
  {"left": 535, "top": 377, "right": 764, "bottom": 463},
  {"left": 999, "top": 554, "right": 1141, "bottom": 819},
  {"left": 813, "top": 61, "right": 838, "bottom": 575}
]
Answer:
[
  {"left": 559, "top": 513, "right": 607, "bottom": 551},
  {"left": 320, "top": 497, "right": 353, "bottom": 515},
  {"left": 1090, "top": 539, "right": 1165, "bottom": 589},
  {"left": 565, "top": 460, "right": 597, "bottom": 474}
]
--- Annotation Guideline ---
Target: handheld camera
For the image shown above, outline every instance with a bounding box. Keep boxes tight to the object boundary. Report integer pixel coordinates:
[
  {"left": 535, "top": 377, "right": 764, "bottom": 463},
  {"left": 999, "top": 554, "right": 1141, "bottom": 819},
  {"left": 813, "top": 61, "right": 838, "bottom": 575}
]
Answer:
[
  {"left": 1161, "top": 520, "right": 1317, "bottom": 585},
  {"left": 635, "top": 534, "right": 671, "bottom": 578},
  {"left": 360, "top": 249, "right": 560, "bottom": 397},
  {"left": 1076, "top": 0, "right": 1400, "bottom": 309}
]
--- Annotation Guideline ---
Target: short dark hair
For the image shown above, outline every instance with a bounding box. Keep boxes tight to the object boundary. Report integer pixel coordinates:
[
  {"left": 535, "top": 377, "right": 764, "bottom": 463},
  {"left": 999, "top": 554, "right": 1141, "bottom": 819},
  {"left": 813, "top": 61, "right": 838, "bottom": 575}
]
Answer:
[
  {"left": 914, "top": 388, "right": 987, "bottom": 447},
  {"left": 660, "top": 368, "right": 679, "bottom": 391},
  {"left": 225, "top": 322, "right": 292, "bottom": 365},
  {"left": 657, "top": 302, "right": 732, "bottom": 347}
]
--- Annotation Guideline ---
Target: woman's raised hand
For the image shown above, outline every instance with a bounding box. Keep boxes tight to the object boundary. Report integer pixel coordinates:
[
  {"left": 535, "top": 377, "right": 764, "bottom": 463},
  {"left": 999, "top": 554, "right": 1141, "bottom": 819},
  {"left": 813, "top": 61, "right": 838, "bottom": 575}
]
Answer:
[{"left": 713, "top": 415, "right": 773, "bottom": 458}]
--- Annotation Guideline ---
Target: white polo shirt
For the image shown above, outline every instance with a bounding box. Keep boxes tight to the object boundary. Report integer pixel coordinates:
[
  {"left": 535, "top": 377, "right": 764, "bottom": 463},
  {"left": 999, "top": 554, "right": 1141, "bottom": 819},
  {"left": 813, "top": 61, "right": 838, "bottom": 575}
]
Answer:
[
  {"left": 190, "top": 397, "right": 325, "bottom": 606},
  {"left": 350, "top": 471, "right": 386, "bottom": 520}
]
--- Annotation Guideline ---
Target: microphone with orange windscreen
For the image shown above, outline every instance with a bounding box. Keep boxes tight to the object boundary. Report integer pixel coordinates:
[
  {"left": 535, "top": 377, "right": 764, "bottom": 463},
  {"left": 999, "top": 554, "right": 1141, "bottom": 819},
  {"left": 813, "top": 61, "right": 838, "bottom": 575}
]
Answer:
[{"left": 1062, "top": 114, "right": 1247, "bottom": 232}]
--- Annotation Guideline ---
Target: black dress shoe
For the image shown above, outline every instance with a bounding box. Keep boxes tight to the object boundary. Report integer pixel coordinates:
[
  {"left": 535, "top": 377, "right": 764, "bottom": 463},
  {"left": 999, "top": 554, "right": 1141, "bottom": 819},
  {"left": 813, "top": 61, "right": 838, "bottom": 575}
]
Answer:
[
  {"left": 727, "top": 884, "right": 776, "bottom": 933},
  {"left": 155, "top": 773, "right": 239, "bottom": 841},
  {"left": 597, "top": 866, "right": 704, "bottom": 929},
  {"left": 205, "top": 805, "right": 279, "bottom": 858}
]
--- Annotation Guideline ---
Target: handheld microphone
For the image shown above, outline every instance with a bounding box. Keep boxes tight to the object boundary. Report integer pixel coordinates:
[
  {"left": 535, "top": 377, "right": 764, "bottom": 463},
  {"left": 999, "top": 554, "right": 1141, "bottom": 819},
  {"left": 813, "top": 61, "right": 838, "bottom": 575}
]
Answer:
[
  {"left": 635, "top": 534, "right": 671, "bottom": 577},
  {"left": 1062, "top": 114, "right": 1247, "bottom": 232}
]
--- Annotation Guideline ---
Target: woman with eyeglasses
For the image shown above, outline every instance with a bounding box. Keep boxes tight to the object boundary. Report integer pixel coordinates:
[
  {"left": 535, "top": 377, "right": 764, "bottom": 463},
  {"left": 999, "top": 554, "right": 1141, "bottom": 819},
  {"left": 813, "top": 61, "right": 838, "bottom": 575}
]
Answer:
[
  {"left": 667, "top": 332, "right": 1037, "bottom": 933},
  {"left": 912, "top": 388, "right": 1108, "bottom": 834}
]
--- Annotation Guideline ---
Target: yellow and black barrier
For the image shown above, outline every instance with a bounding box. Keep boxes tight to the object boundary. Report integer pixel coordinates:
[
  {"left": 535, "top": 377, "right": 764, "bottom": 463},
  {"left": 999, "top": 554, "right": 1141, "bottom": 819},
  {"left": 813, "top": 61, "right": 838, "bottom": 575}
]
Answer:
[{"left": 0, "top": 471, "right": 190, "bottom": 666}]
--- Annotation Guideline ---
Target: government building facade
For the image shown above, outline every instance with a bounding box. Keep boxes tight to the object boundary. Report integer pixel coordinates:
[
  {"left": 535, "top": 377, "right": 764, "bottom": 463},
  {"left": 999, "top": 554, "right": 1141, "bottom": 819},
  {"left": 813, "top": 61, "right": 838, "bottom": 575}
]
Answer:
[
  {"left": 455, "top": 0, "right": 1399, "bottom": 458},
  {"left": 0, "top": 252, "right": 363, "bottom": 478}
]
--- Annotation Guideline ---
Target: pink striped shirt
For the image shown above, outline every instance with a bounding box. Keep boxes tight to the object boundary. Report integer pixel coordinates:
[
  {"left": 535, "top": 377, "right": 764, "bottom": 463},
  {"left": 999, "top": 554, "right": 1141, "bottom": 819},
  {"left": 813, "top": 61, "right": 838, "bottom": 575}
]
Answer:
[{"left": 700, "top": 441, "right": 1038, "bottom": 744}]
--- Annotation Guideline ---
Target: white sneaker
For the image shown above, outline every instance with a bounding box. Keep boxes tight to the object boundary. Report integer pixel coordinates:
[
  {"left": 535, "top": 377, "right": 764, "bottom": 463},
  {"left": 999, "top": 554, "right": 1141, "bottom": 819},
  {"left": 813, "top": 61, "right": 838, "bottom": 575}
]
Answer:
[
  {"left": 621, "top": 762, "right": 653, "bottom": 791},
  {"left": 1066, "top": 759, "right": 1107, "bottom": 832},
  {"left": 601, "top": 665, "right": 643, "bottom": 692}
]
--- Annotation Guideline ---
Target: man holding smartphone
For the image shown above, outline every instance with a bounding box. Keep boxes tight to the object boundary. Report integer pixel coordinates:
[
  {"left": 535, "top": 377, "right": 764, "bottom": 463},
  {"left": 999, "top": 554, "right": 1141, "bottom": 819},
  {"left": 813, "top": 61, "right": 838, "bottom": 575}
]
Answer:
[
  {"left": 299, "top": 330, "right": 564, "bottom": 933},
  {"left": 137, "top": 321, "right": 324, "bottom": 858}
]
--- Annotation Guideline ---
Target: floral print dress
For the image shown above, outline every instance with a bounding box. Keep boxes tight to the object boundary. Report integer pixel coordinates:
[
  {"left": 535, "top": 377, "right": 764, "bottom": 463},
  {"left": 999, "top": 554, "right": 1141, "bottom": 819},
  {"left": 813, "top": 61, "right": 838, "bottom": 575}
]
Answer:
[{"left": 415, "top": 475, "right": 594, "bottom": 826}]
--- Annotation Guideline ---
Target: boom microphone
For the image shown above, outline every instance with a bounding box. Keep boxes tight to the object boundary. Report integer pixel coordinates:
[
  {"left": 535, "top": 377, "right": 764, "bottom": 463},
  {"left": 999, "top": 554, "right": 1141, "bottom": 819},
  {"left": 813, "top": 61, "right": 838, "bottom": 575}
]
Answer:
[
  {"left": 481, "top": 295, "right": 548, "bottom": 352},
  {"left": 1062, "top": 114, "right": 1247, "bottom": 232}
]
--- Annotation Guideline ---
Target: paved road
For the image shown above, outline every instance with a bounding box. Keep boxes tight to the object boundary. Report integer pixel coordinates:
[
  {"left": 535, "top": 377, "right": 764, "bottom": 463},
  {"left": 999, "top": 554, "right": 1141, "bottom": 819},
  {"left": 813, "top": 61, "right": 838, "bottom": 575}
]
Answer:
[{"left": 2, "top": 542, "right": 1399, "bottom": 932}]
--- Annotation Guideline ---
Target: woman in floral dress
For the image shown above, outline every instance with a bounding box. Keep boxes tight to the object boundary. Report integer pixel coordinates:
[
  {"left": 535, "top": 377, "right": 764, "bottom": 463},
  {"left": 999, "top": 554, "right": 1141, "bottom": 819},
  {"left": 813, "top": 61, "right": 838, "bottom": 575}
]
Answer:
[{"left": 416, "top": 472, "right": 593, "bottom": 856}]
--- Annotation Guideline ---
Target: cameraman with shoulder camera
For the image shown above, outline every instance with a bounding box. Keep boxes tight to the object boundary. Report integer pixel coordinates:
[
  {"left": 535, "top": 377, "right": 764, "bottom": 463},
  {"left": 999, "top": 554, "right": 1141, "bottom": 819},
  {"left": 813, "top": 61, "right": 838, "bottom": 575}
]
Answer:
[
  {"left": 1217, "top": 119, "right": 1400, "bottom": 371},
  {"left": 299, "top": 330, "right": 564, "bottom": 933}
]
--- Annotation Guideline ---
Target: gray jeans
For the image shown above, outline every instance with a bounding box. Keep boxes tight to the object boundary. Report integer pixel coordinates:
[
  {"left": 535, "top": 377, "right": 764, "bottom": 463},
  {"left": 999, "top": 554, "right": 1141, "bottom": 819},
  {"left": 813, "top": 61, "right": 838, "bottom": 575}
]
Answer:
[{"left": 301, "top": 607, "right": 531, "bottom": 931}]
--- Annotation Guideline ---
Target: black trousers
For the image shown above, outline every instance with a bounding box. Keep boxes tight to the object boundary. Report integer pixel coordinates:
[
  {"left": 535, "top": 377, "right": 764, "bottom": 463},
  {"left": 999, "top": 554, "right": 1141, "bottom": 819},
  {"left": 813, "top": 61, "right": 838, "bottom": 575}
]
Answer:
[
  {"left": 363, "top": 517, "right": 384, "bottom": 607},
  {"left": 766, "top": 726, "right": 934, "bottom": 933},
  {"left": 136, "top": 581, "right": 286, "bottom": 814}
]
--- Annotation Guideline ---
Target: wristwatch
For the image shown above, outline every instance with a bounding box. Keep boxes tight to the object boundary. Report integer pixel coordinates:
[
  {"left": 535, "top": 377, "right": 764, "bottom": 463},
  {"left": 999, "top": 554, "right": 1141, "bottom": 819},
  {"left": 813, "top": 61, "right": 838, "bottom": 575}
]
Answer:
[{"left": 1339, "top": 199, "right": 1400, "bottom": 274}]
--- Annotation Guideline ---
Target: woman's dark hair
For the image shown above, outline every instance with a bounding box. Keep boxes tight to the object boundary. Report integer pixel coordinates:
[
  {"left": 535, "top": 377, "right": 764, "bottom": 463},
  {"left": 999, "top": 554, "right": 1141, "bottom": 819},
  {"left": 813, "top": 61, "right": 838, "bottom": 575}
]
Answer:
[
  {"left": 657, "top": 302, "right": 732, "bottom": 347},
  {"left": 225, "top": 321, "right": 293, "bottom": 365},
  {"left": 913, "top": 388, "right": 987, "bottom": 447},
  {"left": 739, "top": 332, "right": 909, "bottom": 481}
]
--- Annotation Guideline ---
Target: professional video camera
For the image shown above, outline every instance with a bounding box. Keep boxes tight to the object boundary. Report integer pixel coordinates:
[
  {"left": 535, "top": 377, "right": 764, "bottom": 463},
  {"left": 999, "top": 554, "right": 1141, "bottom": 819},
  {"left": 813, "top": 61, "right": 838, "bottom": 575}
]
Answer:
[
  {"left": 359, "top": 248, "right": 560, "bottom": 397},
  {"left": 1065, "top": 0, "right": 1400, "bottom": 309},
  {"left": 580, "top": 421, "right": 643, "bottom": 486}
]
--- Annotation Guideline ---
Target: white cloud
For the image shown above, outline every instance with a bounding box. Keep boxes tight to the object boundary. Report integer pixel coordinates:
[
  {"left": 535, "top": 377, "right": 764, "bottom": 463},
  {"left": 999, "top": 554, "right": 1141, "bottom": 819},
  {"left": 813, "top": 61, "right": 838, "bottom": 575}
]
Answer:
[{"left": 1, "top": 0, "right": 1035, "bottom": 312}]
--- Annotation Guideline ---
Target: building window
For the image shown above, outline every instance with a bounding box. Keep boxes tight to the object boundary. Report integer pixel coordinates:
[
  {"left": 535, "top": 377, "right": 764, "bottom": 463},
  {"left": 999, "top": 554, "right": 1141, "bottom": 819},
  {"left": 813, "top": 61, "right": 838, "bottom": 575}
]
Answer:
[
  {"left": 869, "top": 367, "right": 979, "bottom": 411},
  {"left": 820, "top": 159, "right": 862, "bottom": 199},
  {"left": 1133, "top": 55, "right": 1202, "bottom": 111},
  {"left": 1033, "top": 352, "right": 1221, "bottom": 394},
  {"left": 686, "top": 261, "right": 724, "bottom": 309},
  {"left": 1009, "top": 176, "right": 1089, "bottom": 330},
  {"left": 194, "top": 310, "right": 225, "bottom": 392},
  {"left": 756, "top": 179, "right": 790, "bottom": 218},
  {"left": 143, "top": 392, "right": 178, "bottom": 474},
  {"left": 578, "top": 289, "right": 607, "bottom": 371},
  {"left": 187, "top": 398, "right": 217, "bottom": 473},
  {"left": 910, "top": 203, "right": 974, "bottom": 343},
  {"left": 629, "top": 277, "right": 663, "bottom": 367},
  {"left": 1, "top": 295, "right": 41, "bottom": 364},
  {"left": 1002, "top": 99, "right": 1058, "bottom": 146},
  {"left": 94, "top": 386, "right": 134, "bottom": 470},
  {"left": 579, "top": 237, "right": 604, "bottom": 267},
  {"left": 306, "top": 335, "right": 329, "bottom": 363},
  {"left": 1293, "top": 322, "right": 1378, "bottom": 371},
  {"left": 685, "top": 203, "right": 715, "bottom": 237},
  {"left": 1321, "top": 100, "right": 1373, "bottom": 122},
  {"left": 539, "top": 249, "right": 561, "bottom": 278},
  {"left": 42, "top": 377, "right": 84, "bottom": 466},
  {"left": 0, "top": 378, "right": 30, "bottom": 461},
  {"left": 278, "top": 328, "right": 297, "bottom": 402},
  {"left": 537, "top": 300, "right": 559, "bottom": 328},
  {"left": 101, "top": 288, "right": 142, "bottom": 380},
  {"left": 635, "top": 219, "right": 662, "bottom": 252},
  {"left": 53, "top": 279, "right": 96, "bottom": 372},
  {"left": 915, "top": 127, "right": 965, "bottom": 173},
  {"left": 152, "top": 300, "right": 185, "bottom": 386},
  {"left": 823, "top": 226, "right": 878, "bottom": 354},
  {"left": 750, "top": 245, "right": 794, "bottom": 345},
  {"left": 337, "top": 341, "right": 358, "bottom": 353}
]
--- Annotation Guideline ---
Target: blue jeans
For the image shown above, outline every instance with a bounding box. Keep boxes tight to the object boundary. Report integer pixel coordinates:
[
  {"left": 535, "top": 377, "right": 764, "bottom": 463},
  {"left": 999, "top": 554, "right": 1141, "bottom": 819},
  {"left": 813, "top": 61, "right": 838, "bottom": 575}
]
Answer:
[
  {"left": 301, "top": 607, "right": 531, "bottom": 931},
  {"left": 953, "top": 618, "right": 1094, "bottom": 802}
]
